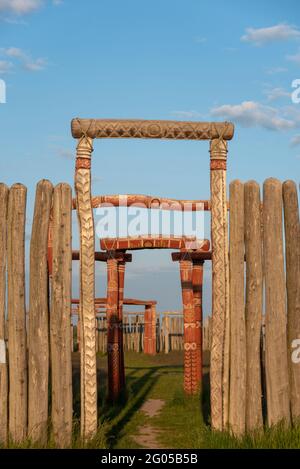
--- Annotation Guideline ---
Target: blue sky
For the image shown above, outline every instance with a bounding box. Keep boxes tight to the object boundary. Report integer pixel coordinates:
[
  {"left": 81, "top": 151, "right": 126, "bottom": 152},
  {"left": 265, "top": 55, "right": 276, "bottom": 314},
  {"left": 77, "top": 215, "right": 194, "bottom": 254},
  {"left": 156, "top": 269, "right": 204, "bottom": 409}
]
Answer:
[{"left": 0, "top": 0, "right": 300, "bottom": 313}]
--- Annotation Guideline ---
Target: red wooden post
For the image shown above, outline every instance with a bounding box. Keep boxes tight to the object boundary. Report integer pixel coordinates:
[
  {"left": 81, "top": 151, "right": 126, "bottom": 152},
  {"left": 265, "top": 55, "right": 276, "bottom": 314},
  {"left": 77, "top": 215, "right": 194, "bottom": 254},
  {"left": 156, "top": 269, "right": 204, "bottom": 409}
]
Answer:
[
  {"left": 118, "top": 260, "right": 126, "bottom": 390},
  {"left": 151, "top": 304, "right": 157, "bottom": 355},
  {"left": 77, "top": 318, "right": 81, "bottom": 352},
  {"left": 179, "top": 257, "right": 197, "bottom": 394},
  {"left": 192, "top": 259, "right": 204, "bottom": 390},
  {"left": 144, "top": 305, "right": 151, "bottom": 354},
  {"left": 107, "top": 256, "right": 120, "bottom": 400}
]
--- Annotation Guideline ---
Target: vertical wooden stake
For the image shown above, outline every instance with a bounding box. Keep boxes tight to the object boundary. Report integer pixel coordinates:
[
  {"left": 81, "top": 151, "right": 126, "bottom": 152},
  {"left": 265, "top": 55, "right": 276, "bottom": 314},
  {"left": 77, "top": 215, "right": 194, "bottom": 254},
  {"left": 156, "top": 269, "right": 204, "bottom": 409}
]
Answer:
[
  {"left": 7, "top": 184, "right": 27, "bottom": 443},
  {"left": 28, "top": 180, "right": 53, "bottom": 444},
  {"left": 210, "top": 138, "right": 230, "bottom": 430},
  {"left": 0, "top": 184, "right": 9, "bottom": 445},
  {"left": 229, "top": 180, "right": 246, "bottom": 436},
  {"left": 50, "top": 183, "right": 73, "bottom": 447},
  {"left": 263, "top": 178, "right": 290, "bottom": 426},
  {"left": 283, "top": 180, "right": 300, "bottom": 422},
  {"left": 165, "top": 315, "right": 170, "bottom": 355},
  {"left": 144, "top": 305, "right": 151, "bottom": 354},
  {"left": 244, "top": 181, "right": 263, "bottom": 431}
]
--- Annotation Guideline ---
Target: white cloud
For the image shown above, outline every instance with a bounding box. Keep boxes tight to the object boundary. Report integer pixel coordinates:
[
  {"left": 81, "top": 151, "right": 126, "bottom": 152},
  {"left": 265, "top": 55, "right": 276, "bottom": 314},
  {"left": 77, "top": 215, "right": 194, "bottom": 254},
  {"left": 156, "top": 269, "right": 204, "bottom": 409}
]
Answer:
[
  {"left": 264, "top": 87, "right": 291, "bottom": 102},
  {"left": 170, "top": 110, "right": 203, "bottom": 120},
  {"left": 3, "top": 46, "right": 46, "bottom": 71},
  {"left": 5, "top": 46, "right": 25, "bottom": 58},
  {"left": 241, "top": 23, "right": 300, "bottom": 46},
  {"left": 194, "top": 36, "right": 207, "bottom": 44},
  {"left": 266, "top": 66, "right": 288, "bottom": 75},
  {"left": 211, "top": 101, "right": 295, "bottom": 131},
  {"left": 23, "top": 57, "right": 46, "bottom": 71},
  {"left": 0, "top": 0, "right": 42, "bottom": 15},
  {"left": 56, "top": 148, "right": 73, "bottom": 159},
  {"left": 290, "top": 134, "right": 300, "bottom": 146},
  {"left": 286, "top": 50, "right": 300, "bottom": 64},
  {"left": 0, "top": 59, "right": 13, "bottom": 73}
]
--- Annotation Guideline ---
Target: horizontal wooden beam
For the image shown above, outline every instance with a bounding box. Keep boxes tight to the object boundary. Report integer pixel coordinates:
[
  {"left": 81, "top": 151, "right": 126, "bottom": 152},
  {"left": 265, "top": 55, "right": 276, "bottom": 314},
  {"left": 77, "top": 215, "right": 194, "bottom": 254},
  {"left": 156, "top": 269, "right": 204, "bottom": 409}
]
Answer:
[
  {"left": 72, "top": 297, "right": 157, "bottom": 306},
  {"left": 172, "top": 251, "right": 212, "bottom": 261},
  {"left": 71, "top": 118, "right": 234, "bottom": 141},
  {"left": 101, "top": 236, "right": 210, "bottom": 251},
  {"left": 72, "top": 250, "right": 132, "bottom": 262},
  {"left": 73, "top": 195, "right": 212, "bottom": 211}
]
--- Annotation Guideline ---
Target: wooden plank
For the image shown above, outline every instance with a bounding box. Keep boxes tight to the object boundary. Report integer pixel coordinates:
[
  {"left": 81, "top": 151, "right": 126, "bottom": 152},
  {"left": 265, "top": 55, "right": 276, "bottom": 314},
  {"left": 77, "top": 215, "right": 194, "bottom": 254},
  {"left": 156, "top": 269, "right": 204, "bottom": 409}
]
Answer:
[
  {"left": 283, "top": 180, "right": 300, "bottom": 422},
  {"left": 71, "top": 118, "right": 235, "bottom": 141},
  {"left": 0, "top": 184, "right": 9, "bottom": 445},
  {"left": 263, "top": 178, "right": 290, "bottom": 426},
  {"left": 244, "top": 181, "right": 263, "bottom": 431},
  {"left": 28, "top": 180, "right": 53, "bottom": 443},
  {"left": 50, "top": 183, "right": 73, "bottom": 447},
  {"left": 229, "top": 180, "right": 246, "bottom": 435},
  {"left": 7, "top": 183, "right": 27, "bottom": 443},
  {"left": 165, "top": 316, "right": 169, "bottom": 354}
]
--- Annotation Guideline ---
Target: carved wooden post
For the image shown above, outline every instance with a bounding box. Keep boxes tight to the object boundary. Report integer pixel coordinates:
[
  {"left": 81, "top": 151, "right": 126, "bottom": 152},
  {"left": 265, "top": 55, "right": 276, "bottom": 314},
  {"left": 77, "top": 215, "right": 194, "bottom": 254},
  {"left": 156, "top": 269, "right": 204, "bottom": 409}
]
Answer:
[
  {"left": 210, "top": 138, "right": 230, "bottom": 430},
  {"left": 74, "top": 136, "right": 97, "bottom": 438},
  {"left": 144, "top": 305, "right": 151, "bottom": 355},
  {"left": 180, "top": 257, "right": 197, "bottom": 394},
  {"left": 107, "top": 256, "right": 120, "bottom": 401},
  {"left": 192, "top": 259, "right": 204, "bottom": 390},
  {"left": 118, "top": 260, "right": 126, "bottom": 390},
  {"left": 151, "top": 304, "right": 157, "bottom": 355}
]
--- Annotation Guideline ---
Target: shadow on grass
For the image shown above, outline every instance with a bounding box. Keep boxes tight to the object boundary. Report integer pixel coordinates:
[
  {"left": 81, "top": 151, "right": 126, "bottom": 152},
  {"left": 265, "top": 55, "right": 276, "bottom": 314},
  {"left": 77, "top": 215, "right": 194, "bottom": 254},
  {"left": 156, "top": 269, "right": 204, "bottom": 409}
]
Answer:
[{"left": 104, "top": 364, "right": 183, "bottom": 448}]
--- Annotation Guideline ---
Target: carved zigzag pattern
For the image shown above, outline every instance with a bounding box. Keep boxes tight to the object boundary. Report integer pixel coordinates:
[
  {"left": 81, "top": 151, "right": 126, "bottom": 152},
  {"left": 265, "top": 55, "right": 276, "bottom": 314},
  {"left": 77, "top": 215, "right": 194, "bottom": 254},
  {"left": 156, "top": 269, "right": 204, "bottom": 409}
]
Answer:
[
  {"left": 210, "top": 169, "right": 228, "bottom": 431},
  {"left": 75, "top": 169, "right": 97, "bottom": 438}
]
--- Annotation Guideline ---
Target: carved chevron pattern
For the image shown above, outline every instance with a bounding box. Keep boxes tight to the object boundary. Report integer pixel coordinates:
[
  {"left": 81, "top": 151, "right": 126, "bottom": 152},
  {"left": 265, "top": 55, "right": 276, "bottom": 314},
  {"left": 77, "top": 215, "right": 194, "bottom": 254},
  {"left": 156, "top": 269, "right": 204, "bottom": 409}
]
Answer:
[
  {"left": 75, "top": 168, "right": 97, "bottom": 438},
  {"left": 210, "top": 167, "right": 229, "bottom": 431}
]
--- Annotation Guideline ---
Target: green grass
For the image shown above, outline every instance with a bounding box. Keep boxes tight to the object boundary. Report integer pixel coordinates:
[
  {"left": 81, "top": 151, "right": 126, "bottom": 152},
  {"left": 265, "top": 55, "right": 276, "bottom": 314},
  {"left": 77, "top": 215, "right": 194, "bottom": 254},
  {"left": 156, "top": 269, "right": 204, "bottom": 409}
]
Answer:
[{"left": 2, "top": 351, "right": 300, "bottom": 449}]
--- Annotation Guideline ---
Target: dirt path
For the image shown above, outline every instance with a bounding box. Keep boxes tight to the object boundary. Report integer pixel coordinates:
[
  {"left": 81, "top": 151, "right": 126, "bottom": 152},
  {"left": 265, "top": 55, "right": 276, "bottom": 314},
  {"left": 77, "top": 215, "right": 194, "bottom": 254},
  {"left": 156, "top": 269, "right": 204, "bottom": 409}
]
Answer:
[{"left": 133, "top": 399, "right": 167, "bottom": 449}]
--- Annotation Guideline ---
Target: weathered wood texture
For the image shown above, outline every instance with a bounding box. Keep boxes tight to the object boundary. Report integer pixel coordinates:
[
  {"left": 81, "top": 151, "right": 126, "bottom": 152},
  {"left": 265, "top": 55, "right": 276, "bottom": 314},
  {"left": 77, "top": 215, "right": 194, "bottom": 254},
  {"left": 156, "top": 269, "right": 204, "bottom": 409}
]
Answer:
[
  {"left": 180, "top": 259, "right": 198, "bottom": 394},
  {"left": 7, "top": 184, "right": 27, "bottom": 443},
  {"left": 283, "top": 181, "right": 300, "bottom": 422},
  {"left": 210, "top": 138, "right": 230, "bottom": 431},
  {"left": 106, "top": 257, "right": 121, "bottom": 401},
  {"left": 50, "top": 184, "right": 73, "bottom": 447},
  {"left": 192, "top": 260, "right": 204, "bottom": 390},
  {"left": 229, "top": 181, "right": 246, "bottom": 435},
  {"left": 75, "top": 136, "right": 97, "bottom": 438},
  {"left": 101, "top": 236, "right": 210, "bottom": 251},
  {"left": 244, "top": 181, "right": 263, "bottom": 431},
  {"left": 118, "top": 261, "right": 126, "bottom": 390},
  {"left": 28, "top": 180, "right": 53, "bottom": 443},
  {"left": 81, "top": 195, "right": 216, "bottom": 211},
  {"left": 71, "top": 118, "right": 234, "bottom": 141},
  {"left": 263, "top": 178, "right": 290, "bottom": 426},
  {"left": 0, "top": 184, "right": 9, "bottom": 444}
]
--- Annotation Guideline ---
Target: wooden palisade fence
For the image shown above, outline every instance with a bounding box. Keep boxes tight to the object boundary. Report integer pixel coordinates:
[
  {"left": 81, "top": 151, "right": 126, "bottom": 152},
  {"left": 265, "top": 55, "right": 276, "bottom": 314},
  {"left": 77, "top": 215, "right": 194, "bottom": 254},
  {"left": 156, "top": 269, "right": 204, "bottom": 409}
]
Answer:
[
  {"left": 228, "top": 178, "right": 300, "bottom": 435},
  {"left": 0, "top": 180, "right": 73, "bottom": 447},
  {"left": 74, "top": 313, "right": 212, "bottom": 354},
  {"left": 0, "top": 176, "right": 299, "bottom": 446}
]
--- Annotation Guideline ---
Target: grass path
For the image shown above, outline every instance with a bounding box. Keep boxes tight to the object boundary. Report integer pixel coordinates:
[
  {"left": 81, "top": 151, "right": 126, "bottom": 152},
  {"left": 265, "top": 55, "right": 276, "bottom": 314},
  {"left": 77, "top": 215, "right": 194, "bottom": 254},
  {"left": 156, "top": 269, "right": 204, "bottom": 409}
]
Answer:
[
  {"left": 103, "top": 351, "right": 206, "bottom": 449},
  {"left": 2, "top": 351, "right": 300, "bottom": 448},
  {"left": 96, "top": 351, "right": 300, "bottom": 449}
]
